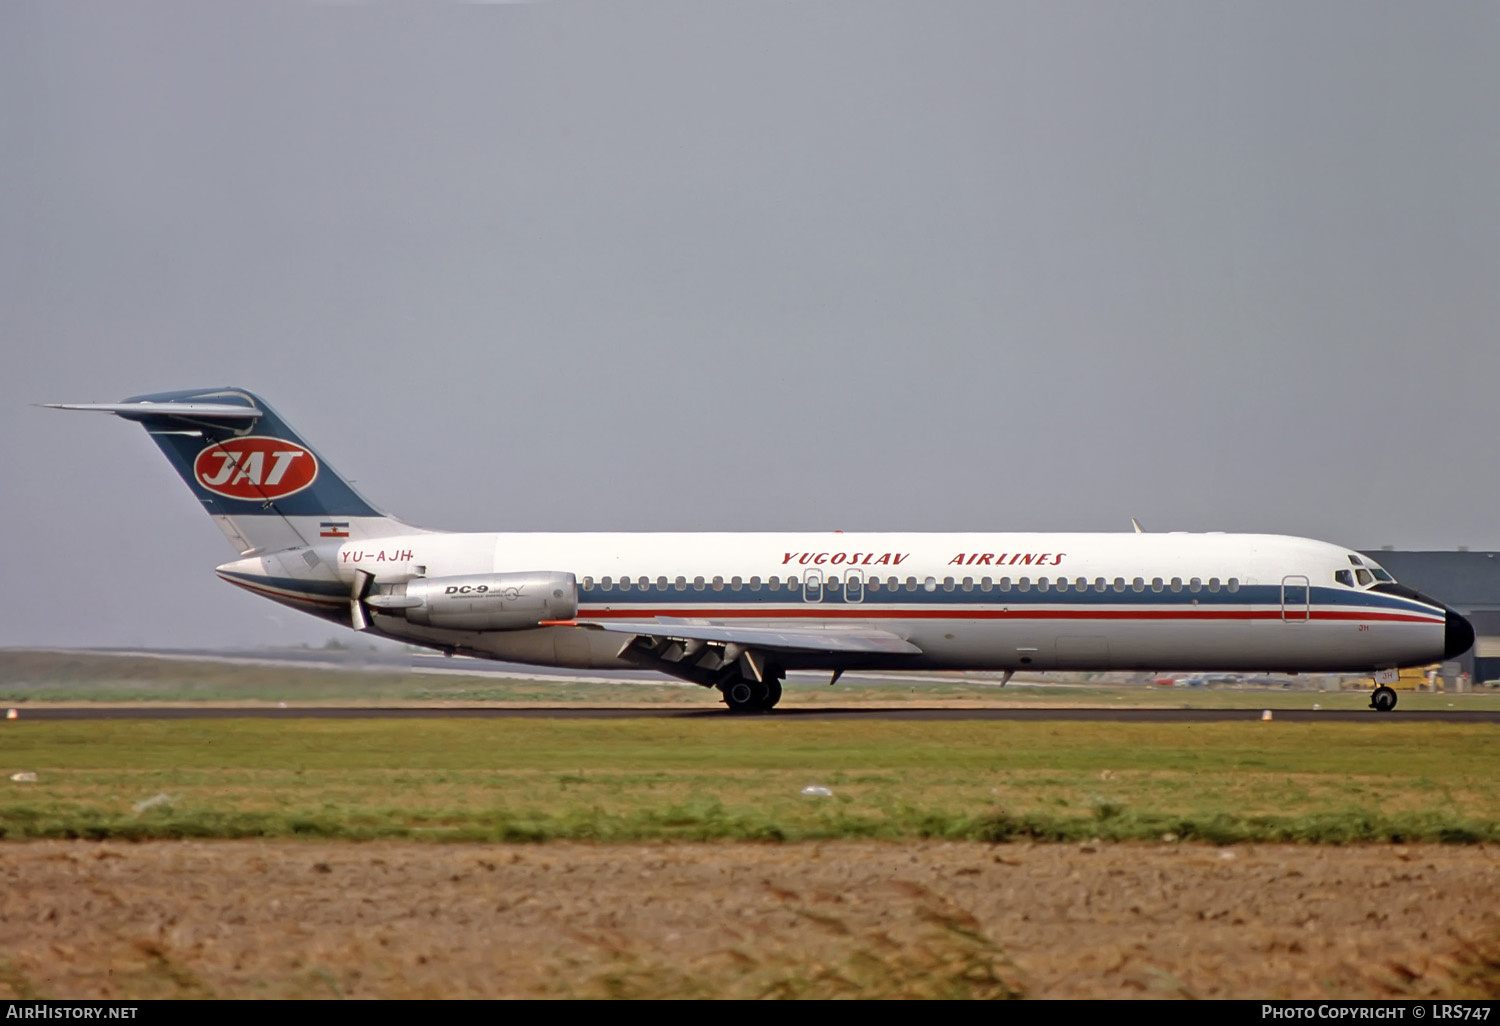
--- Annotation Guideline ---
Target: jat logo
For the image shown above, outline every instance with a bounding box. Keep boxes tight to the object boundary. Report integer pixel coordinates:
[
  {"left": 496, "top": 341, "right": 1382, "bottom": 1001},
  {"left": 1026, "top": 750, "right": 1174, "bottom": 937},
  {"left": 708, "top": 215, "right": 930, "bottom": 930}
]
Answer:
[{"left": 193, "top": 437, "right": 319, "bottom": 501}]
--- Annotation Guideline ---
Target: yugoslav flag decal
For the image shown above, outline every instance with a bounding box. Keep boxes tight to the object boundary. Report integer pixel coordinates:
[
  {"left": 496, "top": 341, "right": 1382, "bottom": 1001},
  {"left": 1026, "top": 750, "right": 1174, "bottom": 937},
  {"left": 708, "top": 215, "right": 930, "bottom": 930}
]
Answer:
[{"left": 193, "top": 437, "right": 319, "bottom": 501}]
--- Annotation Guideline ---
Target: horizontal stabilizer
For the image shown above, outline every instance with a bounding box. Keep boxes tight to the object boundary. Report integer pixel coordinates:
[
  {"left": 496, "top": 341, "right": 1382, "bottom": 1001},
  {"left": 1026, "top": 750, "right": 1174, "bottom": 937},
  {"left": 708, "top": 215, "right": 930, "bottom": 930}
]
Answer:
[
  {"left": 574, "top": 618, "right": 923, "bottom": 655},
  {"left": 40, "top": 402, "right": 263, "bottom": 420}
]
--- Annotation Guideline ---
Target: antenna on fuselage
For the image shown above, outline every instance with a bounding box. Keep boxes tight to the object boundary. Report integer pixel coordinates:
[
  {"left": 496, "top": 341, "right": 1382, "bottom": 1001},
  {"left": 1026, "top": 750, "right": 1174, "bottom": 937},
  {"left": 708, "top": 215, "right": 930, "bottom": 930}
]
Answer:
[{"left": 1131, "top": 518, "right": 1145, "bottom": 533}]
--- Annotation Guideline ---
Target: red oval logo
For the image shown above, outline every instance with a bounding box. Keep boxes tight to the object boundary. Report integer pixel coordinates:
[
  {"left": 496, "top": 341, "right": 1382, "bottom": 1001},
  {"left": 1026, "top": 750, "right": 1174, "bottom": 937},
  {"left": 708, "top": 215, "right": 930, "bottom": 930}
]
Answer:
[{"left": 193, "top": 437, "right": 319, "bottom": 501}]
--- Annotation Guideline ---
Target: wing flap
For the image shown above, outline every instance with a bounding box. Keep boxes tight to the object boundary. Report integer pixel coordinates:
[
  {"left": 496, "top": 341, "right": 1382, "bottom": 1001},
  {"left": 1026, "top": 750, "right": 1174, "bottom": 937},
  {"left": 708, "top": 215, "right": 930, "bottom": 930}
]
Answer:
[{"left": 574, "top": 618, "right": 922, "bottom": 655}]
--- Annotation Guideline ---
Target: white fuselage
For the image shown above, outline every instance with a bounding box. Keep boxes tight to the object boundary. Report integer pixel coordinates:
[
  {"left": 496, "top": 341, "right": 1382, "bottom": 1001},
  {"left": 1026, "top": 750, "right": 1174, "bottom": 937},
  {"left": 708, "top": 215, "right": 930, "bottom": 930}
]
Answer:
[{"left": 215, "top": 525, "right": 1455, "bottom": 675}]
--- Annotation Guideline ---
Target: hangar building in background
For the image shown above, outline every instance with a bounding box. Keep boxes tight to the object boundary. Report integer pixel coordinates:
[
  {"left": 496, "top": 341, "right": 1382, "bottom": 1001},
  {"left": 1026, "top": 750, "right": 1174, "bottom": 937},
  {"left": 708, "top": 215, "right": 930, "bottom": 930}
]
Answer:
[{"left": 1361, "top": 550, "right": 1500, "bottom": 684}]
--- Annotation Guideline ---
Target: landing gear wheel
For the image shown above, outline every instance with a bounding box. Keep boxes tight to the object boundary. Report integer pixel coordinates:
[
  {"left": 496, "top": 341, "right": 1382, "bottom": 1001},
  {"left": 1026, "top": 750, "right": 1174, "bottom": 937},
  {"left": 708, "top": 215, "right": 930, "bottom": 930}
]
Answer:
[
  {"left": 753, "top": 677, "right": 783, "bottom": 711},
  {"left": 1370, "top": 685, "right": 1398, "bottom": 712},
  {"left": 721, "top": 678, "right": 763, "bottom": 714}
]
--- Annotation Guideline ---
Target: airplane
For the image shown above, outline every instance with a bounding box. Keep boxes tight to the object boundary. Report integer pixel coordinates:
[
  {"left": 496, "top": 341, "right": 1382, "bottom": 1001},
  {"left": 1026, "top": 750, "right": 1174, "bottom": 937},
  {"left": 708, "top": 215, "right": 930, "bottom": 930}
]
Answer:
[{"left": 45, "top": 387, "right": 1474, "bottom": 714}]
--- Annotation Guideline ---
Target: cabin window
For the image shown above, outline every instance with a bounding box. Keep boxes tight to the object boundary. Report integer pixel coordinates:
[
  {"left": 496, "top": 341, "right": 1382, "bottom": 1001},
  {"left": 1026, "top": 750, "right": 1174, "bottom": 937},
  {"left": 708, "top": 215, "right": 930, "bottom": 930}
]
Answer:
[
  {"left": 618, "top": 578, "right": 631, "bottom": 591},
  {"left": 730, "top": 576, "right": 743, "bottom": 590},
  {"left": 1189, "top": 577, "right": 1203, "bottom": 592},
  {"left": 768, "top": 576, "right": 780, "bottom": 588},
  {"left": 1017, "top": 577, "right": 1031, "bottom": 592},
  {"left": 674, "top": 576, "right": 687, "bottom": 591},
  {"left": 868, "top": 577, "right": 881, "bottom": 592},
  {"left": 998, "top": 577, "right": 1011, "bottom": 591},
  {"left": 1113, "top": 577, "right": 1126, "bottom": 593},
  {"left": 601, "top": 576, "right": 613, "bottom": 589},
  {"left": 1036, "top": 577, "right": 1050, "bottom": 592},
  {"left": 1094, "top": 578, "right": 1107, "bottom": 592},
  {"left": 1151, "top": 577, "right": 1164, "bottom": 592},
  {"left": 1170, "top": 577, "right": 1183, "bottom": 592},
  {"left": 1075, "top": 577, "right": 1088, "bottom": 591},
  {"left": 1132, "top": 577, "right": 1145, "bottom": 592},
  {"left": 1227, "top": 578, "right": 1240, "bottom": 592},
  {"left": 924, "top": 577, "right": 938, "bottom": 592},
  {"left": 981, "top": 577, "right": 994, "bottom": 592},
  {"left": 785, "top": 576, "right": 798, "bottom": 590},
  {"left": 961, "top": 577, "right": 974, "bottom": 591},
  {"left": 1208, "top": 577, "right": 1221, "bottom": 592},
  {"left": 905, "top": 577, "right": 918, "bottom": 592},
  {"left": 1053, "top": 578, "right": 1068, "bottom": 593},
  {"left": 582, "top": 576, "right": 594, "bottom": 590},
  {"left": 942, "top": 577, "right": 955, "bottom": 591},
  {"left": 749, "top": 576, "right": 761, "bottom": 590},
  {"left": 712, "top": 576, "right": 724, "bottom": 591}
]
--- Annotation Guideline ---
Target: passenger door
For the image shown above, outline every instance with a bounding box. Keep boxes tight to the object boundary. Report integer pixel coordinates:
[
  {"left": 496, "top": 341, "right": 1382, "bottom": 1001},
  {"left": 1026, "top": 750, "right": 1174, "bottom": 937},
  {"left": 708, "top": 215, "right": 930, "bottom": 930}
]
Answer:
[{"left": 1281, "top": 575, "right": 1310, "bottom": 623}]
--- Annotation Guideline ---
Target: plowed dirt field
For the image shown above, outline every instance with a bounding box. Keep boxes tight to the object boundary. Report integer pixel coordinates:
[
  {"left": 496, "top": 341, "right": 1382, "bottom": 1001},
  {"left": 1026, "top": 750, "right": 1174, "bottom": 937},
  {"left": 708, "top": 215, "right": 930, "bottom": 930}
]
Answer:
[{"left": 2, "top": 840, "right": 1497, "bottom": 999}]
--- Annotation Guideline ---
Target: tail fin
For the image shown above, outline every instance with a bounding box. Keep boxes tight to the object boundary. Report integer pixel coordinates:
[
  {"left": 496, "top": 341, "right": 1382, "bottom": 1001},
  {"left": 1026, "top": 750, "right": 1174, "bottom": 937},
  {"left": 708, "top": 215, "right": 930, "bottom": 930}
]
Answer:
[{"left": 44, "top": 387, "right": 416, "bottom": 554}]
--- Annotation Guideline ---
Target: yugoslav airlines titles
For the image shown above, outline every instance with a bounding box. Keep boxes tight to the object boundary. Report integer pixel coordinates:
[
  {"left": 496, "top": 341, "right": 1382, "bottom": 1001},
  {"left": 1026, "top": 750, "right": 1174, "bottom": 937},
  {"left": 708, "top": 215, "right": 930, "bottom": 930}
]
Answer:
[{"left": 780, "top": 551, "right": 1068, "bottom": 567}]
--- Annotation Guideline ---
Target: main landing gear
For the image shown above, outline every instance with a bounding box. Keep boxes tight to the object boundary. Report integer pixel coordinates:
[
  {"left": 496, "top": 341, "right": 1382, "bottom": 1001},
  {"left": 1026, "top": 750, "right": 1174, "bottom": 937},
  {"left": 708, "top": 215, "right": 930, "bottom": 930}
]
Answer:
[
  {"left": 719, "top": 675, "right": 783, "bottom": 713},
  {"left": 1370, "top": 685, "right": 1398, "bottom": 712},
  {"left": 616, "top": 632, "right": 786, "bottom": 713}
]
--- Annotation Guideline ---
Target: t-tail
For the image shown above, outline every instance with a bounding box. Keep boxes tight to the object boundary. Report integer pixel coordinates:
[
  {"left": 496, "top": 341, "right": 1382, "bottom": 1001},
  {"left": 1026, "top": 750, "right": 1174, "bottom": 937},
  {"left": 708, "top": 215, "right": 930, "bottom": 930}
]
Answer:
[{"left": 43, "top": 387, "right": 419, "bottom": 556}]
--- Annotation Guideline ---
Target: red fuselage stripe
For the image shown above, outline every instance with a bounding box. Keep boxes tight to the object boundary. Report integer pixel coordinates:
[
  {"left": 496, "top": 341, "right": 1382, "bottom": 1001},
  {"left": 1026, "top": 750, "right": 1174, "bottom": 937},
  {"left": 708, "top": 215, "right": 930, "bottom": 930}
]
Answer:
[
  {"left": 216, "top": 576, "right": 1445, "bottom": 626},
  {"left": 573, "top": 606, "right": 1441, "bottom": 624}
]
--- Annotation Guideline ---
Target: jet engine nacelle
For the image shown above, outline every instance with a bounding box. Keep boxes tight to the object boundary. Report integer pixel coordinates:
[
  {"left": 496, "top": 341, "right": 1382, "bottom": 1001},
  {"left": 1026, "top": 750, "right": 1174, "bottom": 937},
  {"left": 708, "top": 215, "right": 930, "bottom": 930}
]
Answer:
[{"left": 368, "top": 571, "right": 577, "bottom": 630}]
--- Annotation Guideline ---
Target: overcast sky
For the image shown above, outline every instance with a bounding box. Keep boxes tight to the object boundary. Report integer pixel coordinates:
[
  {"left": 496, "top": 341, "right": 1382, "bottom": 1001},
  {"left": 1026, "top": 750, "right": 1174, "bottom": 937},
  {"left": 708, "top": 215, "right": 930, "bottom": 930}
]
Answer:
[{"left": 5, "top": 2, "right": 1499, "bottom": 649}]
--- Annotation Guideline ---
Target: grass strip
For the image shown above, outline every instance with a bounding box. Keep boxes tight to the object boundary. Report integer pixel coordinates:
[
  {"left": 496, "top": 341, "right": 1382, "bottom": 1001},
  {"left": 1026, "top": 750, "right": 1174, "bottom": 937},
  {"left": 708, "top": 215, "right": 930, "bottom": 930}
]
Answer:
[{"left": 2, "top": 719, "right": 1496, "bottom": 844}]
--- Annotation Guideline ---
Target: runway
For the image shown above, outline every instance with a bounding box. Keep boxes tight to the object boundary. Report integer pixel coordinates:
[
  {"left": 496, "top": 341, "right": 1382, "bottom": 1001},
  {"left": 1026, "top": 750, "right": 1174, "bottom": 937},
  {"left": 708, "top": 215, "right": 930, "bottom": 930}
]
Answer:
[{"left": 11, "top": 705, "right": 1500, "bottom": 722}]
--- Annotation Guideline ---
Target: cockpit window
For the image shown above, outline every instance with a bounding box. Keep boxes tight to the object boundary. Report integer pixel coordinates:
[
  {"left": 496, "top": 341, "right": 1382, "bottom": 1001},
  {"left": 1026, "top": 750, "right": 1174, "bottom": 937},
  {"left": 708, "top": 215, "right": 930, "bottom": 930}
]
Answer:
[
  {"left": 1345, "top": 554, "right": 1398, "bottom": 585},
  {"left": 1334, "top": 569, "right": 1354, "bottom": 587}
]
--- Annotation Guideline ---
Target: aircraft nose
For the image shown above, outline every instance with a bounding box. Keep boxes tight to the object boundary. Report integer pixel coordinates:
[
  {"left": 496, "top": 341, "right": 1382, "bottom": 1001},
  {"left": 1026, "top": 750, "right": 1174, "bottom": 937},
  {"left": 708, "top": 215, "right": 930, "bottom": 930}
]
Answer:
[{"left": 1445, "top": 607, "right": 1476, "bottom": 660}]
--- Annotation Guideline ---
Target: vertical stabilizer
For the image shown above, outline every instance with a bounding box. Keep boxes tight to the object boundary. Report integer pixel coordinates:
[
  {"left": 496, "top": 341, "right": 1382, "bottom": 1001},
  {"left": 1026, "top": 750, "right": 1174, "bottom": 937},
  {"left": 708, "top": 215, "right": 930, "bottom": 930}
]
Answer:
[{"left": 43, "top": 387, "right": 419, "bottom": 554}]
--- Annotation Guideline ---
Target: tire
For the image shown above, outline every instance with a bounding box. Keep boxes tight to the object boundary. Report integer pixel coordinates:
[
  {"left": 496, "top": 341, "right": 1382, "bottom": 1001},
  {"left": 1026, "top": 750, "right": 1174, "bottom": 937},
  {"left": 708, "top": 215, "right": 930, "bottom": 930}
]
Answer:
[
  {"left": 721, "top": 678, "right": 762, "bottom": 713},
  {"left": 755, "top": 677, "right": 783, "bottom": 711},
  {"left": 1370, "top": 686, "right": 1397, "bottom": 712}
]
